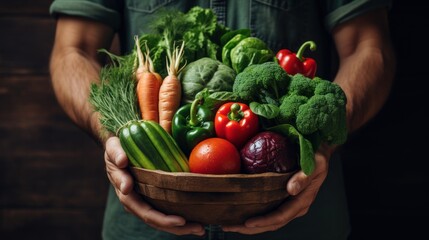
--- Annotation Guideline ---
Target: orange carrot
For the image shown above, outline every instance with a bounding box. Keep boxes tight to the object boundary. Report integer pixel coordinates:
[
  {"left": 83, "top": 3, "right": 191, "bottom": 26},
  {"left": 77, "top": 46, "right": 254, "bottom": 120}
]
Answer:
[
  {"left": 158, "top": 41, "right": 186, "bottom": 133},
  {"left": 134, "top": 35, "right": 161, "bottom": 122}
]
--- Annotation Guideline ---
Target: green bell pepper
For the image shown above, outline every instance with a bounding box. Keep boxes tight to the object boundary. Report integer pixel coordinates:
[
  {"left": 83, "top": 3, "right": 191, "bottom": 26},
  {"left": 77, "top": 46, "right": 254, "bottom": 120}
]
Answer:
[{"left": 172, "top": 94, "right": 215, "bottom": 155}]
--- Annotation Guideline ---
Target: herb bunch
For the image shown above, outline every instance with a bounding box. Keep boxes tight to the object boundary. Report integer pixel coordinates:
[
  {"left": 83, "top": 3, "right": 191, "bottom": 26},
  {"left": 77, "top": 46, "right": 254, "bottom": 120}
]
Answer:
[{"left": 89, "top": 53, "right": 140, "bottom": 134}]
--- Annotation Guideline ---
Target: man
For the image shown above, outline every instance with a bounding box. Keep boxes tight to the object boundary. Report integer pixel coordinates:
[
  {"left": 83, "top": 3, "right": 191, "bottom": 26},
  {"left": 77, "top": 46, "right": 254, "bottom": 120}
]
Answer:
[{"left": 49, "top": 0, "right": 395, "bottom": 239}]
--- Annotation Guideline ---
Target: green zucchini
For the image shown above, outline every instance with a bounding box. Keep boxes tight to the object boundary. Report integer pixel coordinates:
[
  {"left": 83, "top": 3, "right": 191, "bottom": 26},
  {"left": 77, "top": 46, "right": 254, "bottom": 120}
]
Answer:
[
  {"left": 128, "top": 121, "right": 170, "bottom": 172},
  {"left": 118, "top": 125, "right": 156, "bottom": 170},
  {"left": 118, "top": 120, "right": 189, "bottom": 172},
  {"left": 139, "top": 121, "right": 183, "bottom": 172},
  {"left": 145, "top": 121, "right": 190, "bottom": 172},
  {"left": 119, "top": 134, "right": 141, "bottom": 168}
]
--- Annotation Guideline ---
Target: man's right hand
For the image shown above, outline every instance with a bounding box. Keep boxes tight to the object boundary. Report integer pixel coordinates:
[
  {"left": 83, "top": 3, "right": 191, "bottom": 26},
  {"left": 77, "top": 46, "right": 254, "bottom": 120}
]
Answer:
[{"left": 104, "top": 136, "right": 206, "bottom": 236}]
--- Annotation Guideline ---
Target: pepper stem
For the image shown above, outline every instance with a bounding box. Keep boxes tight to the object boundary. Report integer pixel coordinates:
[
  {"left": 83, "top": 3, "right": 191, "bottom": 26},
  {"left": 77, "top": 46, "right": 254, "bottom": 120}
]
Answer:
[
  {"left": 189, "top": 96, "right": 202, "bottom": 126},
  {"left": 228, "top": 103, "right": 244, "bottom": 122},
  {"left": 296, "top": 41, "right": 317, "bottom": 62}
]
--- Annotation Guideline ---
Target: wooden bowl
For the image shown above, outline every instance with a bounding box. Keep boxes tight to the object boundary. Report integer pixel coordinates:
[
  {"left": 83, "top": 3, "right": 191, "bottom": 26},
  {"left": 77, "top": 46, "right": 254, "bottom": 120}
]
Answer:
[{"left": 129, "top": 167, "right": 295, "bottom": 225}]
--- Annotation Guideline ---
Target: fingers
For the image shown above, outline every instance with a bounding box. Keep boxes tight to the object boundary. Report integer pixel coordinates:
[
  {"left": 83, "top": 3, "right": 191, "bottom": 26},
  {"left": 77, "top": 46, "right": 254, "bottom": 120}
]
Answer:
[
  {"left": 105, "top": 162, "right": 134, "bottom": 194},
  {"left": 105, "top": 136, "right": 128, "bottom": 168},
  {"left": 116, "top": 189, "right": 185, "bottom": 227},
  {"left": 222, "top": 186, "right": 316, "bottom": 235},
  {"left": 222, "top": 196, "right": 304, "bottom": 234},
  {"left": 103, "top": 136, "right": 205, "bottom": 236},
  {"left": 286, "top": 171, "right": 310, "bottom": 196},
  {"left": 223, "top": 223, "right": 284, "bottom": 235},
  {"left": 224, "top": 146, "right": 333, "bottom": 235},
  {"left": 104, "top": 137, "right": 134, "bottom": 194},
  {"left": 154, "top": 223, "right": 206, "bottom": 236},
  {"left": 115, "top": 189, "right": 205, "bottom": 236},
  {"left": 287, "top": 147, "right": 330, "bottom": 196}
]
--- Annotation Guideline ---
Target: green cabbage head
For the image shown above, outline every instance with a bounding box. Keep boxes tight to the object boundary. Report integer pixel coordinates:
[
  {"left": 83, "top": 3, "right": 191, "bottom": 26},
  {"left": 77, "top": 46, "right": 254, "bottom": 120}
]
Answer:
[{"left": 179, "top": 57, "right": 236, "bottom": 103}]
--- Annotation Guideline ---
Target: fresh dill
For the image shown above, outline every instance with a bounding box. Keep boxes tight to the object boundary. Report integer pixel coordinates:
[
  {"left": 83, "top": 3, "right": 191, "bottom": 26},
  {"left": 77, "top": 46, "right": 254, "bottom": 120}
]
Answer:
[{"left": 89, "top": 52, "right": 140, "bottom": 135}]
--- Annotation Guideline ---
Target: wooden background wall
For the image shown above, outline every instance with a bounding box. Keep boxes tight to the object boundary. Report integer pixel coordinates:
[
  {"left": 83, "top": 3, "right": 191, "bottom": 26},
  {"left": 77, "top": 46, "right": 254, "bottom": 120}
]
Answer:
[
  {"left": 1, "top": 0, "right": 428, "bottom": 239},
  {"left": 0, "top": 1, "right": 108, "bottom": 239}
]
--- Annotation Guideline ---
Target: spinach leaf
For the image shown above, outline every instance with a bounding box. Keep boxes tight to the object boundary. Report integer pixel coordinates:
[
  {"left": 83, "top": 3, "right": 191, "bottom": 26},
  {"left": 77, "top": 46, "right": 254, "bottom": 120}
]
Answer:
[{"left": 249, "top": 102, "right": 279, "bottom": 119}]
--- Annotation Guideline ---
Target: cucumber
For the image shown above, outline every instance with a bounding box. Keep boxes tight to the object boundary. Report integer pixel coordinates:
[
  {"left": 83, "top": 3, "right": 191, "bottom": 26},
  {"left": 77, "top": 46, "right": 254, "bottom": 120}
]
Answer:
[
  {"left": 118, "top": 120, "right": 190, "bottom": 172},
  {"left": 145, "top": 121, "right": 190, "bottom": 172},
  {"left": 118, "top": 124, "right": 156, "bottom": 170},
  {"left": 128, "top": 121, "right": 170, "bottom": 172},
  {"left": 139, "top": 121, "right": 183, "bottom": 172},
  {"left": 119, "top": 134, "right": 141, "bottom": 168}
]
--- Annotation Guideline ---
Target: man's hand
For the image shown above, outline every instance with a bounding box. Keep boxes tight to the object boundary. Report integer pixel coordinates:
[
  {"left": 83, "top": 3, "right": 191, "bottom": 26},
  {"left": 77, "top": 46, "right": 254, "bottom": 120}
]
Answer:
[
  {"left": 222, "top": 144, "right": 334, "bottom": 235},
  {"left": 104, "top": 136, "right": 206, "bottom": 236}
]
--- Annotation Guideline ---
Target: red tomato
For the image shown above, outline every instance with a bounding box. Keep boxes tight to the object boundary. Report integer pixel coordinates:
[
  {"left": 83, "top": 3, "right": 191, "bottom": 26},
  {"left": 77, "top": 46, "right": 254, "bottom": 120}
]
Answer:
[{"left": 189, "top": 138, "right": 241, "bottom": 174}]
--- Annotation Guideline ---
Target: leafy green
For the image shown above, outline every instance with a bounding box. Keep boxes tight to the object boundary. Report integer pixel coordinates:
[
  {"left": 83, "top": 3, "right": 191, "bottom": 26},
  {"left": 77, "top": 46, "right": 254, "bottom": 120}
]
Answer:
[
  {"left": 222, "top": 34, "right": 274, "bottom": 73},
  {"left": 179, "top": 57, "right": 236, "bottom": 104},
  {"left": 89, "top": 53, "right": 140, "bottom": 134},
  {"left": 230, "top": 37, "right": 274, "bottom": 73},
  {"left": 221, "top": 32, "right": 250, "bottom": 67},
  {"left": 249, "top": 102, "right": 279, "bottom": 119},
  {"left": 220, "top": 28, "right": 251, "bottom": 46},
  {"left": 197, "top": 89, "right": 240, "bottom": 112},
  {"left": 137, "top": 6, "right": 231, "bottom": 78}
]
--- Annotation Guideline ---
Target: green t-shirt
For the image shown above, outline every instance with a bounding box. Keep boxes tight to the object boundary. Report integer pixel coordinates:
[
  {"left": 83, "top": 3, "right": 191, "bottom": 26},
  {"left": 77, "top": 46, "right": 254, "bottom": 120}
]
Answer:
[{"left": 50, "top": 1, "right": 391, "bottom": 239}]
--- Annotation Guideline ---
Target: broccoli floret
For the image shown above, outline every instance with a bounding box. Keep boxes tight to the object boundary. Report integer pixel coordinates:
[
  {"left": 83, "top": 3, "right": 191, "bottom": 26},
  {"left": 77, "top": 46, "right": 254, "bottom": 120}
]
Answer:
[
  {"left": 278, "top": 95, "right": 308, "bottom": 123},
  {"left": 279, "top": 74, "right": 348, "bottom": 145},
  {"left": 232, "top": 62, "right": 290, "bottom": 102},
  {"left": 287, "top": 74, "right": 317, "bottom": 97}
]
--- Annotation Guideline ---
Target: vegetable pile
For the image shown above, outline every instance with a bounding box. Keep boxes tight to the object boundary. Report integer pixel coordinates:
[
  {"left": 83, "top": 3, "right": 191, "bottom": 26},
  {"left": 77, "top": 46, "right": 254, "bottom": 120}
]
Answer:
[{"left": 89, "top": 6, "right": 348, "bottom": 176}]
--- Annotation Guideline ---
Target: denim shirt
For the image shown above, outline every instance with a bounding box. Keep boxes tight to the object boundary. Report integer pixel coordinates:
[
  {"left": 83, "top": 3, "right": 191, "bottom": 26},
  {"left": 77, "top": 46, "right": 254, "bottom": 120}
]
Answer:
[
  {"left": 51, "top": 0, "right": 391, "bottom": 79},
  {"left": 50, "top": 1, "right": 391, "bottom": 239},
  {"left": 123, "top": 0, "right": 333, "bottom": 77}
]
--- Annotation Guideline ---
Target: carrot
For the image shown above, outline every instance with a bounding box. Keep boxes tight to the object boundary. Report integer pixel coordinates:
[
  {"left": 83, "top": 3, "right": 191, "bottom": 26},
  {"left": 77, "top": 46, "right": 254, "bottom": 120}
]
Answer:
[
  {"left": 134, "top": 35, "right": 162, "bottom": 122},
  {"left": 158, "top": 41, "right": 186, "bottom": 133}
]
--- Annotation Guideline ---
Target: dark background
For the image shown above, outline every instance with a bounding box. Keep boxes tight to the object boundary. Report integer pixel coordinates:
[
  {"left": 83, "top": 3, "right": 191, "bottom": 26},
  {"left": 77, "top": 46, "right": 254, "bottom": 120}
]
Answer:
[{"left": 1, "top": 0, "right": 428, "bottom": 239}]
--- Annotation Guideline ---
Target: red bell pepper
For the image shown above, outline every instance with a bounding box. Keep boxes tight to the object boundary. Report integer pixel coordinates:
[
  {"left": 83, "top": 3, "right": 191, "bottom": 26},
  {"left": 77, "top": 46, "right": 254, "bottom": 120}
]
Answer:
[
  {"left": 276, "top": 41, "right": 317, "bottom": 78},
  {"left": 215, "top": 102, "right": 259, "bottom": 149}
]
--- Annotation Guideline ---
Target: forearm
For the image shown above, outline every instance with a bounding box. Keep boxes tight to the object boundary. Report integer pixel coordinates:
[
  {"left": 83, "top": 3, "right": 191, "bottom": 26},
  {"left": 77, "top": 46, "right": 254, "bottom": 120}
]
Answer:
[
  {"left": 332, "top": 8, "right": 396, "bottom": 133},
  {"left": 334, "top": 43, "right": 395, "bottom": 132},
  {"left": 50, "top": 47, "right": 105, "bottom": 142},
  {"left": 49, "top": 16, "right": 115, "bottom": 144}
]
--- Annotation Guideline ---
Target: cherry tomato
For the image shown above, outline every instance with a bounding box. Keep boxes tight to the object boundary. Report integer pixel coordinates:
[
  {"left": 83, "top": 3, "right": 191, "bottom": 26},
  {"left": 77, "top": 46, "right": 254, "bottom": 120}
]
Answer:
[{"left": 189, "top": 138, "right": 241, "bottom": 174}]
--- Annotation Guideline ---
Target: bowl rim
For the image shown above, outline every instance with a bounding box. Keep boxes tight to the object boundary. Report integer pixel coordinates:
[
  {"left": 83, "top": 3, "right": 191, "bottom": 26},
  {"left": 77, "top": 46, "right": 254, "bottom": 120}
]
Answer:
[
  {"left": 131, "top": 166, "right": 293, "bottom": 178},
  {"left": 130, "top": 167, "right": 296, "bottom": 192}
]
